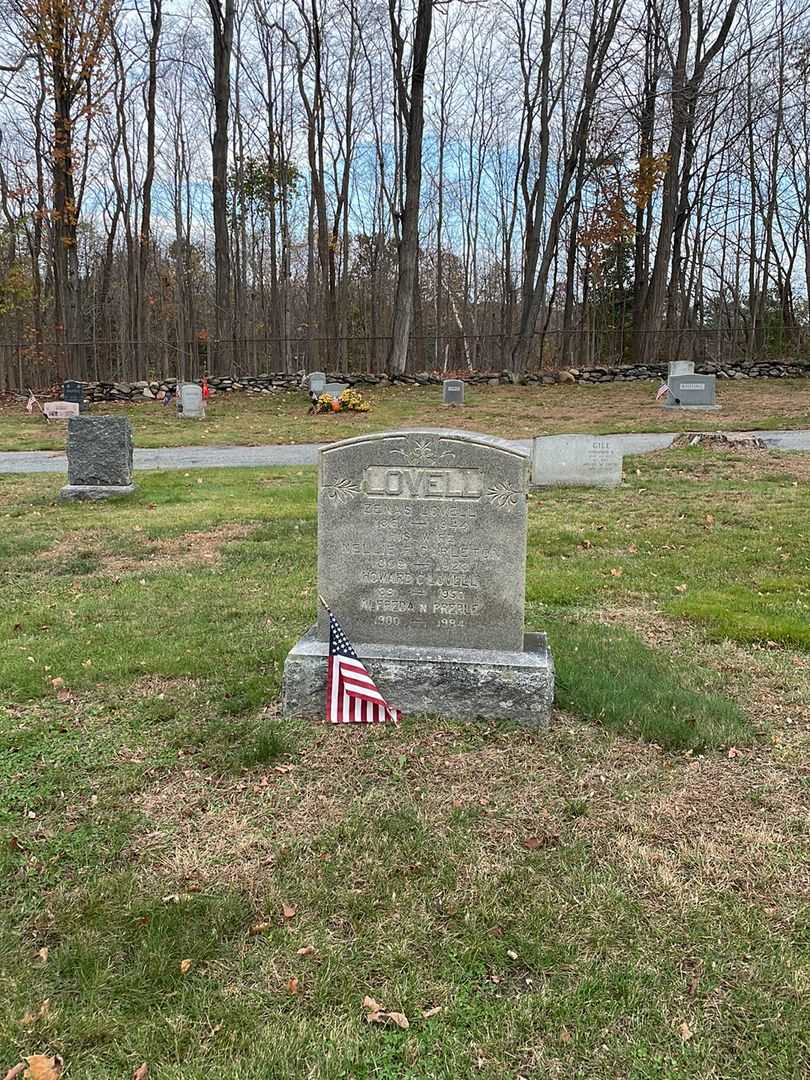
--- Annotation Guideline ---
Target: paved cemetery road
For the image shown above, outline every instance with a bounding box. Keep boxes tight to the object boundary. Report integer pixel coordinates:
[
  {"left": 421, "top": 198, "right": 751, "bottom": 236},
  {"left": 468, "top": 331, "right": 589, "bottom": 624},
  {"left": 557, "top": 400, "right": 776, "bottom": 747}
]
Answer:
[{"left": 2, "top": 429, "right": 810, "bottom": 475}]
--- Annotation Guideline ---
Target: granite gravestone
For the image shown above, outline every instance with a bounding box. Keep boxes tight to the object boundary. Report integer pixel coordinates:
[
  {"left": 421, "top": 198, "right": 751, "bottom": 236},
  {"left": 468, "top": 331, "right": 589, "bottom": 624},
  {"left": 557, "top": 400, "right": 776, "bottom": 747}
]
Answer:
[
  {"left": 283, "top": 429, "right": 554, "bottom": 725},
  {"left": 60, "top": 415, "right": 136, "bottom": 500},
  {"left": 531, "top": 434, "right": 622, "bottom": 489},
  {"left": 668, "top": 360, "right": 695, "bottom": 377},
  {"left": 443, "top": 379, "right": 465, "bottom": 406},
  {"left": 177, "top": 382, "right": 205, "bottom": 419},
  {"left": 664, "top": 374, "right": 718, "bottom": 410},
  {"left": 306, "top": 371, "right": 327, "bottom": 395},
  {"left": 323, "top": 381, "right": 349, "bottom": 398},
  {"left": 63, "top": 380, "right": 86, "bottom": 412},
  {"left": 44, "top": 401, "right": 80, "bottom": 421}
]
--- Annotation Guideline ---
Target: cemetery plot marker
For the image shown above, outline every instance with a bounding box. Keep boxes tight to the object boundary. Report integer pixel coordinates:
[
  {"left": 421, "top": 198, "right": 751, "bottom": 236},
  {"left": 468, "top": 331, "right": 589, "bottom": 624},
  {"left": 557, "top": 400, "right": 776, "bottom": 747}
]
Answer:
[
  {"left": 531, "top": 434, "right": 623, "bottom": 488},
  {"left": 177, "top": 382, "right": 206, "bottom": 419},
  {"left": 59, "top": 416, "right": 136, "bottom": 500},
  {"left": 664, "top": 373, "right": 719, "bottom": 410},
  {"left": 283, "top": 429, "right": 554, "bottom": 726},
  {"left": 443, "top": 379, "right": 465, "bottom": 406}
]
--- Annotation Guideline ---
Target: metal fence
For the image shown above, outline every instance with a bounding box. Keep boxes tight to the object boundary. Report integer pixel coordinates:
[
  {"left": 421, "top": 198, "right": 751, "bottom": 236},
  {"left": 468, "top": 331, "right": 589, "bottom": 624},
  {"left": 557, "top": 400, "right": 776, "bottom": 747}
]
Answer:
[{"left": 1, "top": 326, "right": 808, "bottom": 390}]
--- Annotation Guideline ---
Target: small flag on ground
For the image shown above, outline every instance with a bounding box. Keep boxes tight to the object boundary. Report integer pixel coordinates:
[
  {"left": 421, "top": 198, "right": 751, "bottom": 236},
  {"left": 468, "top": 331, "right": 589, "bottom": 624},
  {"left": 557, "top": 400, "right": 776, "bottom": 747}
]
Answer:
[
  {"left": 325, "top": 607, "right": 400, "bottom": 725},
  {"left": 202, "top": 378, "right": 210, "bottom": 400},
  {"left": 655, "top": 383, "right": 670, "bottom": 401},
  {"left": 25, "top": 389, "right": 39, "bottom": 413}
]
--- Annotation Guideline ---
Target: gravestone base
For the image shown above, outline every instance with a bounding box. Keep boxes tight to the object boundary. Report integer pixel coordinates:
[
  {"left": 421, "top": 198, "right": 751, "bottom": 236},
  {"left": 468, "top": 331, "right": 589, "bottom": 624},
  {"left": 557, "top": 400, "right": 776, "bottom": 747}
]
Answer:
[
  {"left": 662, "top": 403, "right": 721, "bottom": 411},
  {"left": 283, "top": 627, "right": 554, "bottom": 727},
  {"left": 59, "top": 483, "right": 137, "bottom": 501}
]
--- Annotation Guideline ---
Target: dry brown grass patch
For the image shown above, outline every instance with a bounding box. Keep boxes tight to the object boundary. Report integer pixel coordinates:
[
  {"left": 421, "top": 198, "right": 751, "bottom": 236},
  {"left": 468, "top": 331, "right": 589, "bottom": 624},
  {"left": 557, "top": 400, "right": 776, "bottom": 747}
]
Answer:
[{"left": 38, "top": 523, "right": 252, "bottom": 575}]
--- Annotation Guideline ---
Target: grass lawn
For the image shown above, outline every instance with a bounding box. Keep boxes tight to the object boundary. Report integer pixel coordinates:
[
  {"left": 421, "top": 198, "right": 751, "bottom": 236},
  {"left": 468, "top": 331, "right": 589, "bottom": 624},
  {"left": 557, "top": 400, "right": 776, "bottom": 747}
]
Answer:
[
  {"left": 0, "top": 446, "right": 808, "bottom": 1078},
  {"left": 2, "top": 377, "right": 809, "bottom": 452}
]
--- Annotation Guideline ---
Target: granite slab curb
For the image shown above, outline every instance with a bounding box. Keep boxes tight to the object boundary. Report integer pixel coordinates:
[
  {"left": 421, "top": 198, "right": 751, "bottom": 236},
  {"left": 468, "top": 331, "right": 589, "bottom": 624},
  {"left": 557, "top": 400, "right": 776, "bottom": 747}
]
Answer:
[
  {"left": 59, "top": 483, "right": 137, "bottom": 501},
  {"left": 283, "top": 627, "right": 554, "bottom": 727}
]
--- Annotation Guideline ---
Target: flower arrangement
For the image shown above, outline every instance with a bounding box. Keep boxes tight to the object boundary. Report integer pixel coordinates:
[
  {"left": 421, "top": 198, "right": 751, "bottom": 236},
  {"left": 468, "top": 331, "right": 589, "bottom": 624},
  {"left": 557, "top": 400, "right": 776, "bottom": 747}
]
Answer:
[{"left": 314, "top": 389, "right": 372, "bottom": 414}]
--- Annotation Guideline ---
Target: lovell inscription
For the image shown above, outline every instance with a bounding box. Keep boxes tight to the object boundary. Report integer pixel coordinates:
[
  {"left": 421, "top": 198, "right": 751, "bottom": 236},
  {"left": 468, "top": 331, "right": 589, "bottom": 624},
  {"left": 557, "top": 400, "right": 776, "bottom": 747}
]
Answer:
[{"left": 317, "top": 431, "right": 529, "bottom": 651}]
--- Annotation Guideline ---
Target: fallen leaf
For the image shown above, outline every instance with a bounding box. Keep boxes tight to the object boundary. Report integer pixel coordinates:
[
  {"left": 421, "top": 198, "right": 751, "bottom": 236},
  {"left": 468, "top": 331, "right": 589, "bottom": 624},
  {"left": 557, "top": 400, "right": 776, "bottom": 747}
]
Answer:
[
  {"left": 727, "top": 747, "right": 741, "bottom": 759},
  {"left": 179, "top": 959, "right": 193, "bottom": 975},
  {"left": 678, "top": 1020, "right": 693, "bottom": 1042},
  {"left": 421, "top": 1006, "right": 442, "bottom": 1019},
  {"left": 522, "top": 836, "right": 541, "bottom": 850},
  {"left": 362, "top": 996, "right": 409, "bottom": 1028},
  {"left": 506, "top": 949, "right": 518, "bottom": 961},
  {"left": 50, "top": 678, "right": 64, "bottom": 690},
  {"left": 287, "top": 976, "right": 299, "bottom": 994},
  {"left": 249, "top": 921, "right": 271, "bottom": 935},
  {"left": 23, "top": 1056, "right": 63, "bottom": 1080},
  {"left": 610, "top": 566, "right": 623, "bottom": 577},
  {"left": 386, "top": 1012, "right": 409, "bottom": 1030},
  {"left": 3, "top": 1064, "right": 26, "bottom": 1080},
  {"left": 560, "top": 1026, "right": 572, "bottom": 1044},
  {"left": 362, "top": 995, "right": 384, "bottom": 1016},
  {"left": 20, "top": 1000, "right": 50, "bottom": 1027},
  {"left": 282, "top": 903, "right": 297, "bottom": 920},
  {"left": 36, "top": 947, "right": 48, "bottom": 964},
  {"left": 296, "top": 945, "right": 315, "bottom": 957},
  {"left": 675, "top": 583, "right": 687, "bottom": 593},
  {"left": 56, "top": 691, "right": 72, "bottom": 704},
  {"left": 133, "top": 1065, "right": 149, "bottom": 1080},
  {"left": 627, "top": 544, "right": 638, "bottom": 554}
]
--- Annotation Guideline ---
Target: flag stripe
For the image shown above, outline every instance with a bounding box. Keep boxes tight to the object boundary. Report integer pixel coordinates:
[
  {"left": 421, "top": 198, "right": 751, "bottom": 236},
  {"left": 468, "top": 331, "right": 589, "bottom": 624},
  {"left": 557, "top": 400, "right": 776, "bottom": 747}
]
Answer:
[{"left": 326, "top": 609, "right": 400, "bottom": 725}]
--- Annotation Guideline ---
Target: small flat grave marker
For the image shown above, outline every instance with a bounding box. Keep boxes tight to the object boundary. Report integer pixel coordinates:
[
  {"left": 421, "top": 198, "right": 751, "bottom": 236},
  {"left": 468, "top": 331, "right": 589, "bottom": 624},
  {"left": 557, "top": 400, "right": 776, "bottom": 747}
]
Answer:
[
  {"left": 664, "top": 374, "right": 718, "bottom": 409},
  {"left": 531, "top": 434, "right": 623, "bottom": 489},
  {"left": 44, "top": 401, "right": 80, "bottom": 421}
]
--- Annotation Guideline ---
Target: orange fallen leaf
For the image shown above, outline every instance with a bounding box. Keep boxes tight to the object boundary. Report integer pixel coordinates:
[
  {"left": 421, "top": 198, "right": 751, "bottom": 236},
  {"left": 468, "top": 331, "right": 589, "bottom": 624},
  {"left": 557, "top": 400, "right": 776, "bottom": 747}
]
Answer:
[
  {"left": 610, "top": 567, "right": 623, "bottom": 577},
  {"left": 287, "top": 976, "right": 299, "bottom": 995},
  {"left": 133, "top": 1065, "right": 149, "bottom": 1080},
  {"left": 23, "top": 1056, "right": 63, "bottom": 1080},
  {"left": 296, "top": 945, "right": 315, "bottom": 957},
  {"left": 282, "top": 903, "right": 297, "bottom": 920},
  {"left": 522, "top": 836, "right": 541, "bottom": 850},
  {"left": 421, "top": 1006, "right": 442, "bottom": 1019},
  {"left": 3, "top": 1063, "right": 26, "bottom": 1080},
  {"left": 386, "top": 1011, "right": 409, "bottom": 1030},
  {"left": 50, "top": 678, "right": 64, "bottom": 690},
  {"left": 678, "top": 1020, "right": 693, "bottom": 1042},
  {"left": 36, "top": 948, "right": 48, "bottom": 964},
  {"left": 179, "top": 959, "right": 193, "bottom": 975},
  {"left": 627, "top": 544, "right": 638, "bottom": 554}
]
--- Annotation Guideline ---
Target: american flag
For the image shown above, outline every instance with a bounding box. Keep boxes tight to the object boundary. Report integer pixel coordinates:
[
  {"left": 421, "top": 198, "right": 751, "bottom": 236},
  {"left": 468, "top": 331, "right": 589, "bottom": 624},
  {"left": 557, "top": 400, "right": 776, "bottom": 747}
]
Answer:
[
  {"left": 25, "top": 389, "right": 39, "bottom": 413},
  {"left": 655, "top": 382, "right": 670, "bottom": 401},
  {"left": 325, "top": 608, "right": 400, "bottom": 725}
]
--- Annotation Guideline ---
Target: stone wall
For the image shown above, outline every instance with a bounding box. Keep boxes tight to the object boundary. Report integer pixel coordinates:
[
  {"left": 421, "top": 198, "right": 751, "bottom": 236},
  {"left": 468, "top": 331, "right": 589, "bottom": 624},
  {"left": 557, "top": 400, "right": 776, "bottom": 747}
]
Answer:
[{"left": 77, "top": 357, "right": 809, "bottom": 402}]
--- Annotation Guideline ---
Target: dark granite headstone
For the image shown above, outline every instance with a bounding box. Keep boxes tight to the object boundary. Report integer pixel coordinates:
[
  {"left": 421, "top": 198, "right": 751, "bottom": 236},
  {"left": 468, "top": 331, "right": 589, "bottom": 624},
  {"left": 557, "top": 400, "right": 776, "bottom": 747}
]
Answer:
[
  {"left": 63, "top": 380, "right": 86, "bottom": 412},
  {"left": 60, "top": 415, "right": 136, "bottom": 500},
  {"left": 443, "top": 379, "right": 465, "bottom": 406}
]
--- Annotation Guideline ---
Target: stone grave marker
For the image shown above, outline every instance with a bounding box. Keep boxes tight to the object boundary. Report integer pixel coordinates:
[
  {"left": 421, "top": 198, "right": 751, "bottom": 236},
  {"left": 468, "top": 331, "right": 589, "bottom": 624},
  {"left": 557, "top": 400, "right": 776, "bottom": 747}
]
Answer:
[
  {"left": 305, "top": 371, "right": 327, "bottom": 395},
  {"left": 60, "top": 415, "right": 136, "bottom": 500},
  {"left": 177, "top": 382, "right": 205, "bottom": 419},
  {"left": 664, "top": 373, "right": 718, "bottom": 410},
  {"left": 531, "top": 434, "right": 622, "bottom": 488},
  {"left": 323, "top": 381, "right": 349, "bottom": 398},
  {"left": 44, "top": 401, "right": 80, "bottom": 421},
  {"left": 63, "top": 379, "right": 86, "bottom": 412},
  {"left": 443, "top": 379, "right": 465, "bottom": 406},
  {"left": 668, "top": 360, "right": 695, "bottom": 377},
  {"left": 283, "top": 429, "right": 554, "bottom": 725}
]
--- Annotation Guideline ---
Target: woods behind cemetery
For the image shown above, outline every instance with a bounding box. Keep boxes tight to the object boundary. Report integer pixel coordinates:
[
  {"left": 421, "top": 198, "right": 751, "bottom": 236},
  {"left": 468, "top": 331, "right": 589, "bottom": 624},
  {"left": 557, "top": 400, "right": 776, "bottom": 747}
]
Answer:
[{"left": 1, "top": 0, "right": 809, "bottom": 386}]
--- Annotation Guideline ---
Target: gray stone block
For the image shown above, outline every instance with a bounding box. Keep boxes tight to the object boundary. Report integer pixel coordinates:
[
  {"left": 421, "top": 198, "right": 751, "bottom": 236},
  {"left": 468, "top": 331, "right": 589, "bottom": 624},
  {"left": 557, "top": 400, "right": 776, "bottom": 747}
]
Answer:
[
  {"left": 531, "top": 434, "right": 623, "bottom": 488},
  {"left": 177, "top": 383, "right": 205, "bottom": 418},
  {"left": 443, "top": 379, "right": 465, "bottom": 405},
  {"left": 668, "top": 360, "right": 695, "bottom": 377},
  {"left": 66, "top": 415, "right": 134, "bottom": 487},
  {"left": 283, "top": 626, "right": 554, "bottom": 727},
  {"left": 664, "top": 374, "right": 718, "bottom": 408},
  {"left": 317, "top": 429, "right": 530, "bottom": 652},
  {"left": 59, "top": 483, "right": 137, "bottom": 501}
]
